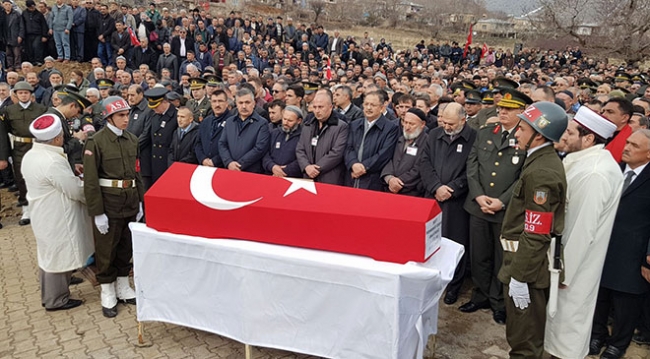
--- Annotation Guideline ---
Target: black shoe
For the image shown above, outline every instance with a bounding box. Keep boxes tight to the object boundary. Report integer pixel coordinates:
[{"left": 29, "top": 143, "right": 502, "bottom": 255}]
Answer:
[
  {"left": 600, "top": 345, "right": 625, "bottom": 359},
  {"left": 18, "top": 218, "right": 30, "bottom": 226},
  {"left": 8, "top": 184, "right": 18, "bottom": 192},
  {"left": 0, "top": 182, "right": 13, "bottom": 188},
  {"left": 118, "top": 297, "right": 136, "bottom": 305},
  {"left": 70, "top": 276, "right": 83, "bottom": 285},
  {"left": 102, "top": 305, "right": 118, "bottom": 318},
  {"left": 589, "top": 338, "right": 606, "bottom": 356},
  {"left": 443, "top": 290, "right": 459, "bottom": 305},
  {"left": 46, "top": 299, "right": 83, "bottom": 311},
  {"left": 458, "top": 300, "right": 490, "bottom": 313},
  {"left": 633, "top": 331, "right": 650, "bottom": 345},
  {"left": 16, "top": 200, "right": 28, "bottom": 207},
  {"left": 492, "top": 310, "right": 506, "bottom": 324}
]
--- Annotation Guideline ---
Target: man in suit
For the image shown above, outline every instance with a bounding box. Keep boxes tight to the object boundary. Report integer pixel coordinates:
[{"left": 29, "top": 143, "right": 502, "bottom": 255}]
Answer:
[
  {"left": 126, "top": 85, "right": 147, "bottom": 137},
  {"left": 333, "top": 85, "right": 364, "bottom": 123},
  {"left": 589, "top": 129, "right": 650, "bottom": 359},
  {"left": 381, "top": 108, "right": 428, "bottom": 196},
  {"left": 195, "top": 90, "right": 230, "bottom": 168},
  {"left": 109, "top": 20, "right": 131, "bottom": 66},
  {"left": 171, "top": 28, "right": 194, "bottom": 63},
  {"left": 327, "top": 31, "right": 344, "bottom": 57},
  {"left": 168, "top": 107, "right": 198, "bottom": 166},
  {"left": 459, "top": 88, "right": 532, "bottom": 325},
  {"left": 420, "top": 102, "right": 477, "bottom": 304},
  {"left": 295, "top": 90, "right": 349, "bottom": 186}
]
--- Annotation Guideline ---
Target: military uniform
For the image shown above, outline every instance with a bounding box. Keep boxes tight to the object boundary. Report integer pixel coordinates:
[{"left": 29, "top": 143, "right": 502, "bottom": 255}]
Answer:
[
  {"left": 83, "top": 126, "right": 144, "bottom": 284},
  {"left": 497, "top": 144, "right": 566, "bottom": 359},
  {"left": 475, "top": 106, "right": 497, "bottom": 128},
  {"left": 187, "top": 96, "right": 211, "bottom": 122},
  {"left": 0, "top": 101, "right": 47, "bottom": 204},
  {"left": 47, "top": 90, "right": 94, "bottom": 170}
]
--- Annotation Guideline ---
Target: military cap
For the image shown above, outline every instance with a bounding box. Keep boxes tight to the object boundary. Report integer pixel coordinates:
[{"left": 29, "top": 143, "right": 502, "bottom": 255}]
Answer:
[
  {"left": 465, "top": 90, "right": 482, "bottom": 104},
  {"left": 58, "top": 90, "right": 92, "bottom": 110},
  {"left": 13, "top": 81, "right": 33, "bottom": 93},
  {"left": 482, "top": 91, "right": 494, "bottom": 105},
  {"left": 577, "top": 77, "right": 598, "bottom": 90},
  {"left": 160, "top": 80, "right": 172, "bottom": 87},
  {"left": 614, "top": 71, "right": 631, "bottom": 82},
  {"left": 203, "top": 66, "right": 216, "bottom": 75},
  {"left": 491, "top": 76, "right": 519, "bottom": 92},
  {"left": 97, "top": 79, "right": 115, "bottom": 89},
  {"left": 54, "top": 84, "right": 80, "bottom": 93},
  {"left": 144, "top": 87, "right": 169, "bottom": 108},
  {"left": 204, "top": 74, "right": 222, "bottom": 87},
  {"left": 165, "top": 91, "right": 182, "bottom": 101},
  {"left": 189, "top": 77, "right": 208, "bottom": 90},
  {"left": 497, "top": 88, "right": 533, "bottom": 109},
  {"left": 450, "top": 79, "right": 477, "bottom": 93},
  {"left": 302, "top": 81, "right": 319, "bottom": 94},
  {"left": 631, "top": 74, "right": 647, "bottom": 85}
]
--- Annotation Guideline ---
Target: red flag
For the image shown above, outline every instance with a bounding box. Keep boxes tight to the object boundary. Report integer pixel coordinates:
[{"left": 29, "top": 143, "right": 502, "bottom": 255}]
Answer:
[
  {"left": 481, "top": 43, "right": 488, "bottom": 58},
  {"left": 128, "top": 27, "right": 140, "bottom": 47},
  {"left": 325, "top": 57, "right": 332, "bottom": 81},
  {"left": 463, "top": 24, "right": 473, "bottom": 58}
]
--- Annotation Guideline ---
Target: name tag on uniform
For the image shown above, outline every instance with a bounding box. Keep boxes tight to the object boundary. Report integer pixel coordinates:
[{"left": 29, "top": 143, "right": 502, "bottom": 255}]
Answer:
[
  {"left": 134, "top": 114, "right": 138, "bottom": 119},
  {"left": 221, "top": 122, "right": 226, "bottom": 127},
  {"left": 311, "top": 137, "right": 318, "bottom": 146},
  {"left": 509, "top": 138, "right": 515, "bottom": 147},
  {"left": 457, "top": 144, "right": 463, "bottom": 153},
  {"left": 161, "top": 121, "right": 166, "bottom": 128},
  {"left": 275, "top": 141, "right": 281, "bottom": 149},
  {"left": 406, "top": 146, "right": 418, "bottom": 156}
]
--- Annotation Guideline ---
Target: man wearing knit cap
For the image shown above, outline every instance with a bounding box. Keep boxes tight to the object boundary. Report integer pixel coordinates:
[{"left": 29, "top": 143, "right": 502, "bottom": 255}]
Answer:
[
  {"left": 22, "top": 113, "right": 93, "bottom": 311},
  {"left": 545, "top": 106, "right": 622, "bottom": 359},
  {"left": 83, "top": 96, "right": 144, "bottom": 318}
]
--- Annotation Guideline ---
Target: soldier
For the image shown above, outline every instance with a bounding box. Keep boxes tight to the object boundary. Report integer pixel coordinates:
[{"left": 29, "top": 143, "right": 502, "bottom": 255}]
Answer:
[
  {"left": 186, "top": 77, "right": 211, "bottom": 122},
  {"left": 83, "top": 96, "right": 144, "bottom": 318},
  {"left": 465, "top": 90, "right": 483, "bottom": 130},
  {"left": 97, "top": 79, "right": 114, "bottom": 101},
  {"left": 0, "top": 81, "right": 47, "bottom": 225},
  {"left": 203, "top": 74, "right": 221, "bottom": 98},
  {"left": 138, "top": 87, "right": 178, "bottom": 189},
  {"left": 476, "top": 77, "right": 519, "bottom": 127},
  {"left": 459, "top": 88, "right": 532, "bottom": 325},
  {"left": 498, "top": 101, "right": 568, "bottom": 359}
]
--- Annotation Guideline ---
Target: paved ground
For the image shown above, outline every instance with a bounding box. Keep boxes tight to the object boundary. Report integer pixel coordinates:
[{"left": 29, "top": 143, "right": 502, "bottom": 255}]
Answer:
[{"left": 1, "top": 188, "right": 649, "bottom": 358}]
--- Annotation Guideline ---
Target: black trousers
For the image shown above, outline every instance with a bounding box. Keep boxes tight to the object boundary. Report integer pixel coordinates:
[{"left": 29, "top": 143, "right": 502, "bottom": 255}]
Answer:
[
  {"left": 469, "top": 215, "right": 505, "bottom": 311},
  {"left": 591, "top": 286, "right": 645, "bottom": 350},
  {"left": 25, "top": 35, "right": 44, "bottom": 64},
  {"left": 640, "top": 293, "right": 650, "bottom": 333}
]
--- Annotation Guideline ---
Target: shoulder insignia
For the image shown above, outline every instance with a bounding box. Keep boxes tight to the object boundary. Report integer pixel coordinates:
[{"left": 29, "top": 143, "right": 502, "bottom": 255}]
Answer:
[{"left": 533, "top": 189, "right": 548, "bottom": 205}]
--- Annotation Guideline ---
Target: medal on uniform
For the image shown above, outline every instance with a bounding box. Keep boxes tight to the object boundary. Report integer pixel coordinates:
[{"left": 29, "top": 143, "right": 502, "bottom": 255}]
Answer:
[
  {"left": 457, "top": 144, "right": 463, "bottom": 153},
  {"left": 161, "top": 121, "right": 166, "bottom": 128},
  {"left": 512, "top": 156, "right": 520, "bottom": 165},
  {"left": 509, "top": 138, "right": 516, "bottom": 147}
]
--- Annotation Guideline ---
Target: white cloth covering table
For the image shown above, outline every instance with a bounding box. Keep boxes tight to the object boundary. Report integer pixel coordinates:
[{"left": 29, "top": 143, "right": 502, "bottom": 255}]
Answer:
[{"left": 131, "top": 223, "right": 463, "bottom": 359}]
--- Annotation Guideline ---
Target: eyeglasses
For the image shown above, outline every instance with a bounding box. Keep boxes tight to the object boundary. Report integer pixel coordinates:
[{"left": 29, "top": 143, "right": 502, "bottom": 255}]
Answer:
[{"left": 272, "top": 90, "right": 284, "bottom": 93}]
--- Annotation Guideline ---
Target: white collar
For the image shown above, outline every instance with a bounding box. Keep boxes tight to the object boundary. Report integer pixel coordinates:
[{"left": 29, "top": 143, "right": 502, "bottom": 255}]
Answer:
[
  {"left": 106, "top": 122, "right": 123, "bottom": 136},
  {"left": 19, "top": 101, "right": 31, "bottom": 109},
  {"left": 527, "top": 141, "right": 552, "bottom": 156},
  {"left": 624, "top": 162, "right": 648, "bottom": 179}
]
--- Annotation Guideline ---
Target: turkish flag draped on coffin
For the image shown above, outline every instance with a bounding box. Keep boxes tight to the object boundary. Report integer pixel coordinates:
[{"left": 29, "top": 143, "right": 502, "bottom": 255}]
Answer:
[{"left": 145, "top": 163, "right": 442, "bottom": 264}]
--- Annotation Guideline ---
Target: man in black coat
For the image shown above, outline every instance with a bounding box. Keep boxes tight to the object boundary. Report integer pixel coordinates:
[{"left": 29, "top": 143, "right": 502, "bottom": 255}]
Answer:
[
  {"left": 195, "top": 90, "right": 230, "bottom": 169},
  {"left": 171, "top": 29, "right": 194, "bottom": 63},
  {"left": 132, "top": 38, "right": 157, "bottom": 71},
  {"left": 590, "top": 129, "right": 650, "bottom": 359},
  {"left": 22, "top": 1, "right": 48, "bottom": 65},
  {"left": 334, "top": 85, "right": 364, "bottom": 123},
  {"left": 3, "top": 1, "right": 25, "bottom": 69},
  {"left": 168, "top": 107, "right": 198, "bottom": 166},
  {"left": 83, "top": 0, "right": 101, "bottom": 61},
  {"left": 419, "top": 102, "right": 476, "bottom": 304},
  {"left": 97, "top": 4, "right": 115, "bottom": 67},
  {"left": 262, "top": 105, "right": 302, "bottom": 178},
  {"left": 110, "top": 20, "right": 131, "bottom": 65}
]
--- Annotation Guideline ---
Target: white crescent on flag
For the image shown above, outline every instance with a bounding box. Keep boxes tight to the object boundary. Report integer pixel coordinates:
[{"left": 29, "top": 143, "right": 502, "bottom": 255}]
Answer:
[{"left": 190, "top": 166, "right": 262, "bottom": 210}]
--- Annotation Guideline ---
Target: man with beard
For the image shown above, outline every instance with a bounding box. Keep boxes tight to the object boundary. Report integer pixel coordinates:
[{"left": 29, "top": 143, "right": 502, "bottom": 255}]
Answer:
[
  {"left": 263, "top": 105, "right": 303, "bottom": 178},
  {"left": 380, "top": 108, "right": 428, "bottom": 196},
  {"left": 419, "top": 102, "right": 476, "bottom": 304},
  {"left": 195, "top": 90, "right": 231, "bottom": 169}
]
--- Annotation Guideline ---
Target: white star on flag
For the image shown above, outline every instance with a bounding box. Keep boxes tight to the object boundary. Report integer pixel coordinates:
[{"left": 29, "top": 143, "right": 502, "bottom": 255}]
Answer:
[{"left": 283, "top": 178, "right": 317, "bottom": 197}]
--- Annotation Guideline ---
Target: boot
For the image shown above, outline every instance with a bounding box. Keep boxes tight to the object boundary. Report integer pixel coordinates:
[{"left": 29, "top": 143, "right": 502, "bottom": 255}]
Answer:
[
  {"left": 101, "top": 282, "right": 118, "bottom": 317},
  {"left": 115, "top": 276, "right": 136, "bottom": 305},
  {"left": 19, "top": 205, "right": 30, "bottom": 226}
]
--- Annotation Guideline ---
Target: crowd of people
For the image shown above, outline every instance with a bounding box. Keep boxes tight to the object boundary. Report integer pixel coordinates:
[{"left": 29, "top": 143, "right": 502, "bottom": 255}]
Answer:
[{"left": 0, "top": 1, "right": 649, "bottom": 359}]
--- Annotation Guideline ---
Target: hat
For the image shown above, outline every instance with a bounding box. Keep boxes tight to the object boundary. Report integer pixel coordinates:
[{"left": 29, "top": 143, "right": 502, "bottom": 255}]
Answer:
[
  {"left": 302, "top": 81, "right": 319, "bottom": 94},
  {"left": 373, "top": 72, "right": 387, "bottom": 82},
  {"left": 102, "top": 96, "right": 131, "bottom": 120},
  {"left": 614, "top": 71, "right": 631, "bottom": 82},
  {"left": 115, "top": 55, "right": 127, "bottom": 62},
  {"left": 97, "top": 79, "right": 115, "bottom": 89},
  {"left": 491, "top": 76, "right": 519, "bottom": 91},
  {"left": 497, "top": 88, "right": 533, "bottom": 109},
  {"left": 465, "top": 90, "right": 482, "bottom": 104},
  {"left": 481, "top": 91, "right": 494, "bottom": 105},
  {"left": 406, "top": 108, "right": 428, "bottom": 123},
  {"left": 58, "top": 90, "right": 92, "bottom": 110},
  {"left": 54, "top": 84, "right": 80, "bottom": 93},
  {"left": 144, "top": 87, "right": 169, "bottom": 108},
  {"left": 450, "top": 80, "right": 477, "bottom": 96},
  {"left": 573, "top": 105, "right": 617, "bottom": 139},
  {"left": 189, "top": 77, "right": 207, "bottom": 90},
  {"left": 30, "top": 114, "right": 63, "bottom": 141},
  {"left": 165, "top": 91, "right": 182, "bottom": 101},
  {"left": 284, "top": 105, "right": 304, "bottom": 119},
  {"left": 203, "top": 66, "right": 216, "bottom": 74},
  {"left": 577, "top": 77, "right": 598, "bottom": 90},
  {"left": 204, "top": 74, "right": 222, "bottom": 87},
  {"left": 631, "top": 74, "right": 647, "bottom": 85},
  {"left": 13, "top": 81, "right": 33, "bottom": 93},
  {"left": 26, "top": 0, "right": 36, "bottom": 7},
  {"left": 44, "top": 56, "right": 55, "bottom": 62},
  {"left": 49, "top": 69, "right": 63, "bottom": 77}
]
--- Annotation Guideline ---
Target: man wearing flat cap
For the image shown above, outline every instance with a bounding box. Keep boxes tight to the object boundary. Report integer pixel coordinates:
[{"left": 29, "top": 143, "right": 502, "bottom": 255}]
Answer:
[
  {"left": 0, "top": 81, "right": 47, "bottom": 226},
  {"left": 22, "top": 113, "right": 93, "bottom": 312},
  {"left": 545, "top": 106, "right": 622, "bottom": 359},
  {"left": 186, "top": 77, "right": 211, "bottom": 122},
  {"left": 139, "top": 87, "right": 178, "bottom": 189}
]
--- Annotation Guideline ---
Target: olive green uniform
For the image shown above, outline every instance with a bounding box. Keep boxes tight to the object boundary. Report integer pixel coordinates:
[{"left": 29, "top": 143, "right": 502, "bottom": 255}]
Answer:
[
  {"left": 187, "top": 96, "right": 211, "bottom": 122},
  {"left": 464, "top": 122, "right": 525, "bottom": 312},
  {"left": 476, "top": 106, "right": 497, "bottom": 128},
  {"left": 0, "top": 102, "right": 48, "bottom": 203},
  {"left": 497, "top": 144, "right": 566, "bottom": 359},
  {"left": 83, "top": 128, "right": 144, "bottom": 284},
  {"left": 46, "top": 107, "right": 94, "bottom": 170}
]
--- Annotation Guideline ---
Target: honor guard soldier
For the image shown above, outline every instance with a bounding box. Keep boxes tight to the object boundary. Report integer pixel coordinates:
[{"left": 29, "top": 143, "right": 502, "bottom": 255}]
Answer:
[
  {"left": 497, "top": 101, "right": 568, "bottom": 359},
  {"left": 139, "top": 87, "right": 178, "bottom": 189},
  {"left": 83, "top": 96, "right": 144, "bottom": 318},
  {"left": 460, "top": 88, "right": 532, "bottom": 325},
  {"left": 0, "top": 81, "right": 47, "bottom": 226},
  {"left": 187, "top": 77, "right": 211, "bottom": 122}
]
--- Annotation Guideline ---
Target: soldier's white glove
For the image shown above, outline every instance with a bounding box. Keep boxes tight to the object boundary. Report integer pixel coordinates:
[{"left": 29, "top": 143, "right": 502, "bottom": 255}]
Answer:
[
  {"left": 94, "top": 214, "right": 109, "bottom": 235},
  {"left": 136, "top": 202, "right": 144, "bottom": 222},
  {"left": 509, "top": 278, "right": 531, "bottom": 310}
]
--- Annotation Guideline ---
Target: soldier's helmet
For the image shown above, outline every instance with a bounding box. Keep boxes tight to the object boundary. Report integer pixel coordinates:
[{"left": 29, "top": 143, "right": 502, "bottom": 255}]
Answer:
[
  {"left": 517, "top": 101, "right": 568, "bottom": 142},
  {"left": 13, "top": 81, "right": 33, "bottom": 93},
  {"left": 102, "top": 96, "right": 131, "bottom": 120}
]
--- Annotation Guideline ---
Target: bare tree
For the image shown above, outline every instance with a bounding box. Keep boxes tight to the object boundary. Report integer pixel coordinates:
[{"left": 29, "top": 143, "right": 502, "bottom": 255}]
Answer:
[{"left": 310, "top": 0, "right": 326, "bottom": 24}]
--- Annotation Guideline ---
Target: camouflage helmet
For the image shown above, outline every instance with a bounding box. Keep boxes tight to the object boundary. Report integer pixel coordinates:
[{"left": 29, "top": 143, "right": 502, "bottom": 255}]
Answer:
[
  {"left": 102, "top": 96, "right": 131, "bottom": 120},
  {"left": 13, "top": 81, "right": 33, "bottom": 93},
  {"left": 517, "top": 101, "right": 568, "bottom": 143}
]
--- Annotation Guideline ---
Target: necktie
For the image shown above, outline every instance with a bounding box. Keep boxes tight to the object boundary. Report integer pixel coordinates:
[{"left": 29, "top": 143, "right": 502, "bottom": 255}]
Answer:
[
  {"left": 179, "top": 128, "right": 185, "bottom": 141},
  {"left": 358, "top": 121, "right": 371, "bottom": 161},
  {"left": 501, "top": 130, "right": 509, "bottom": 145},
  {"left": 622, "top": 171, "right": 635, "bottom": 192}
]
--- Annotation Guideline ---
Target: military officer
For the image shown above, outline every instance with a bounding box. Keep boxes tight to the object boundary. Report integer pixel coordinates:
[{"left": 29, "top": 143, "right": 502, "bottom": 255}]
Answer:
[
  {"left": 465, "top": 90, "right": 483, "bottom": 130},
  {"left": 139, "top": 87, "right": 178, "bottom": 190},
  {"left": 83, "top": 96, "right": 144, "bottom": 318},
  {"left": 0, "top": 81, "right": 48, "bottom": 225},
  {"left": 203, "top": 74, "right": 222, "bottom": 98},
  {"left": 97, "top": 79, "right": 115, "bottom": 101},
  {"left": 498, "top": 101, "right": 568, "bottom": 359},
  {"left": 476, "top": 77, "right": 519, "bottom": 127},
  {"left": 187, "top": 78, "right": 211, "bottom": 122},
  {"left": 459, "top": 88, "right": 533, "bottom": 325}
]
